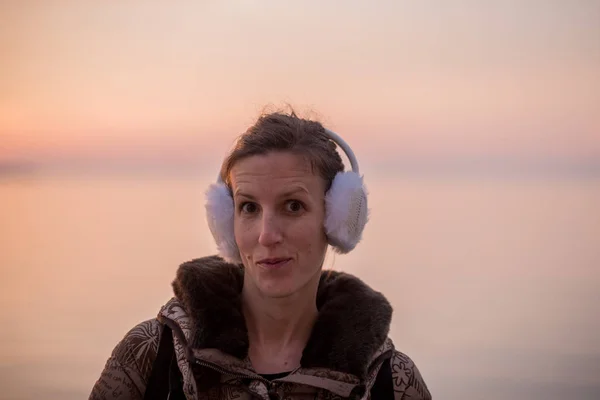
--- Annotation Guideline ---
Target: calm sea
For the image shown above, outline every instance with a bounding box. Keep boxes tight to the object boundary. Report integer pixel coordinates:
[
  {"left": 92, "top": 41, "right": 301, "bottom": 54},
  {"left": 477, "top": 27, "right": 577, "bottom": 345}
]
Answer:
[{"left": 1, "top": 170, "right": 599, "bottom": 399}]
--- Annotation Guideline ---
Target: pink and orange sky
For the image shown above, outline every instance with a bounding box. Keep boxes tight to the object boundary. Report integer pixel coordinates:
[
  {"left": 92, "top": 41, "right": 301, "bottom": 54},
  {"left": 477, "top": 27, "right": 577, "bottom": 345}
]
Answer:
[{"left": 1, "top": 1, "right": 599, "bottom": 166}]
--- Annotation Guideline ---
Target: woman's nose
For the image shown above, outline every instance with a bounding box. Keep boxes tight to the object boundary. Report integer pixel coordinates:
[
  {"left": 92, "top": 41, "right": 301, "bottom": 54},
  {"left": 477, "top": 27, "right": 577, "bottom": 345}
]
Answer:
[{"left": 258, "top": 213, "right": 283, "bottom": 247}]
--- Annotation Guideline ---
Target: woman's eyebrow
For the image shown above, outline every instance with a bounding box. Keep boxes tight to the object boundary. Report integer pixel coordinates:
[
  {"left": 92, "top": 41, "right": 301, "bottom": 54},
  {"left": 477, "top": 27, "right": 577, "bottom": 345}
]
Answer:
[
  {"left": 233, "top": 191, "right": 255, "bottom": 200},
  {"left": 278, "top": 187, "right": 309, "bottom": 198},
  {"left": 234, "top": 186, "right": 309, "bottom": 200}
]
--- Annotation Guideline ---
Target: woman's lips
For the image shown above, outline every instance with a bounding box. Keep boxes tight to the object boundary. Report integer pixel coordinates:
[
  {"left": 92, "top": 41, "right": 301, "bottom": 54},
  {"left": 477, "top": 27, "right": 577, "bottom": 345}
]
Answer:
[{"left": 257, "top": 258, "right": 292, "bottom": 270}]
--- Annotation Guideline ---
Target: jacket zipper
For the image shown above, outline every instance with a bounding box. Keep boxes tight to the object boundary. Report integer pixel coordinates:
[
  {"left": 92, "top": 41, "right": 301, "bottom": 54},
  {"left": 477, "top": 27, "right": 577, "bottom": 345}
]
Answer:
[
  {"left": 194, "top": 359, "right": 273, "bottom": 399},
  {"left": 194, "top": 359, "right": 269, "bottom": 383}
]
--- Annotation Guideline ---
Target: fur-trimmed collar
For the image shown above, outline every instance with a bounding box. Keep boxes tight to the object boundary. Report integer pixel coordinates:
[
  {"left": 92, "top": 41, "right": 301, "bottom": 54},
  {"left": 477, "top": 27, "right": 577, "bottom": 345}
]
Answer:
[{"left": 171, "top": 255, "right": 392, "bottom": 378}]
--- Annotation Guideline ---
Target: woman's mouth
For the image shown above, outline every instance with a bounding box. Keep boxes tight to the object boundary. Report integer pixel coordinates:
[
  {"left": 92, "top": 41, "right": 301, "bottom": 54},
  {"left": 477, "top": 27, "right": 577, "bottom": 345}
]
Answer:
[{"left": 257, "top": 257, "right": 292, "bottom": 270}]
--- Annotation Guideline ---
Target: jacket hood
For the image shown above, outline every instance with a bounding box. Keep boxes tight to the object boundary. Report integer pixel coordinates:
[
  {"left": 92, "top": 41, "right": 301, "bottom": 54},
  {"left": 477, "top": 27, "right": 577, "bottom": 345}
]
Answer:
[{"left": 169, "top": 255, "right": 393, "bottom": 379}]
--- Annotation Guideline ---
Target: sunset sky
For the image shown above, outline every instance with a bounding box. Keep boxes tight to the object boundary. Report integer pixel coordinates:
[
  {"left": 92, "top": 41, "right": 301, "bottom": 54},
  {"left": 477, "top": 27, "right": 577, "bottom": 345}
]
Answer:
[
  {"left": 2, "top": 4, "right": 600, "bottom": 397},
  {"left": 1, "top": 1, "right": 599, "bottom": 167}
]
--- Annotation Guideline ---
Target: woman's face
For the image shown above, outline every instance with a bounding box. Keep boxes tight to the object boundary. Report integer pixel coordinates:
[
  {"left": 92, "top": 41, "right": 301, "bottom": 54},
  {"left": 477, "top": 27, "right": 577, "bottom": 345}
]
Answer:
[{"left": 230, "top": 151, "right": 328, "bottom": 299}]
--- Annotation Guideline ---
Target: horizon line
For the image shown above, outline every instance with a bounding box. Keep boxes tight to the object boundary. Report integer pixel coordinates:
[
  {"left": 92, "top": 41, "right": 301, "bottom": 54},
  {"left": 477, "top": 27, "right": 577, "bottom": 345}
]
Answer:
[{"left": 2, "top": 156, "right": 600, "bottom": 181}]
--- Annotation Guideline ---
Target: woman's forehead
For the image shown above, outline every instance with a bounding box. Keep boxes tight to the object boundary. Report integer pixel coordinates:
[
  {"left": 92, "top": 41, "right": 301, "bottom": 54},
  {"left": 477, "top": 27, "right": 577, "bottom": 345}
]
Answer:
[
  {"left": 230, "top": 153, "right": 325, "bottom": 195},
  {"left": 231, "top": 152, "right": 312, "bottom": 178}
]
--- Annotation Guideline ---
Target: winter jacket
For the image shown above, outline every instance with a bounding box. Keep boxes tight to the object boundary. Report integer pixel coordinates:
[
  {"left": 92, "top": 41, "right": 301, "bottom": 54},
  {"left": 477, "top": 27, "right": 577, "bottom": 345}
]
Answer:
[{"left": 89, "top": 256, "right": 432, "bottom": 399}]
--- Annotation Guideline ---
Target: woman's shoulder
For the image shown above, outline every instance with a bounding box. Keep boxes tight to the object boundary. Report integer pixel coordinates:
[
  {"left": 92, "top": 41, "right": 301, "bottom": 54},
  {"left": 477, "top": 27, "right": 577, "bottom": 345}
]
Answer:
[
  {"left": 387, "top": 349, "right": 432, "bottom": 400},
  {"left": 107, "top": 318, "right": 164, "bottom": 378},
  {"left": 117, "top": 318, "right": 163, "bottom": 357},
  {"left": 89, "top": 318, "right": 163, "bottom": 399}
]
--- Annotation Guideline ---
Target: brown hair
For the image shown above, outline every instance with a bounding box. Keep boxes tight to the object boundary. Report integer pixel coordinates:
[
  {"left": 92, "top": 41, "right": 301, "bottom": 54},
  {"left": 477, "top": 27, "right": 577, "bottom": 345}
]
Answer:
[{"left": 220, "top": 110, "right": 344, "bottom": 191}]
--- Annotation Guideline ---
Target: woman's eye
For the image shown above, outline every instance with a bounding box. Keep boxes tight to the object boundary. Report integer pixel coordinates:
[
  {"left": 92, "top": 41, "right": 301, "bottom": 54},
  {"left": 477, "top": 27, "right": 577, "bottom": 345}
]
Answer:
[
  {"left": 286, "top": 200, "right": 304, "bottom": 213},
  {"left": 240, "top": 202, "right": 258, "bottom": 214}
]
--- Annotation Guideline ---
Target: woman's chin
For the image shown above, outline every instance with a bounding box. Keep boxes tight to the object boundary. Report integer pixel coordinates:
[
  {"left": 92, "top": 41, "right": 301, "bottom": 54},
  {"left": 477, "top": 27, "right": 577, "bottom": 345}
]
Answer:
[
  {"left": 257, "top": 278, "right": 296, "bottom": 299},
  {"left": 256, "top": 271, "right": 320, "bottom": 301}
]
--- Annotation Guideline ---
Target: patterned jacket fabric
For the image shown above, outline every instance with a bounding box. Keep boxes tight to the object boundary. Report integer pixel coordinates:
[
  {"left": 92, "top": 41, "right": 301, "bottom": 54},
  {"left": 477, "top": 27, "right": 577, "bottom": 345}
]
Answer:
[{"left": 89, "top": 256, "right": 432, "bottom": 400}]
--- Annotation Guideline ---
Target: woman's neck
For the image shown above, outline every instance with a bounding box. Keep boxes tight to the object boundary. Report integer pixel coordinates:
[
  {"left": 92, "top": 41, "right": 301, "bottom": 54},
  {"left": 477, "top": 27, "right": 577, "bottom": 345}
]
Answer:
[{"left": 241, "top": 275, "right": 319, "bottom": 372}]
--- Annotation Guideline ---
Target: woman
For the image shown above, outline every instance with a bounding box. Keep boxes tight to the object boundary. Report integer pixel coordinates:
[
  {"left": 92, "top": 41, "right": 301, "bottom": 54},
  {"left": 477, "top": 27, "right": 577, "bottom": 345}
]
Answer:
[{"left": 89, "top": 111, "right": 432, "bottom": 400}]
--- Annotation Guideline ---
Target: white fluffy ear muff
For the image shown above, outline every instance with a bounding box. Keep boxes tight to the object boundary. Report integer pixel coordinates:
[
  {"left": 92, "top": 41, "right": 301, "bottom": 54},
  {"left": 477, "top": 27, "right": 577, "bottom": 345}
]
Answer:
[
  {"left": 322, "top": 128, "right": 369, "bottom": 253},
  {"left": 324, "top": 171, "right": 369, "bottom": 253},
  {"left": 204, "top": 127, "right": 369, "bottom": 262},
  {"left": 205, "top": 181, "right": 242, "bottom": 264}
]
